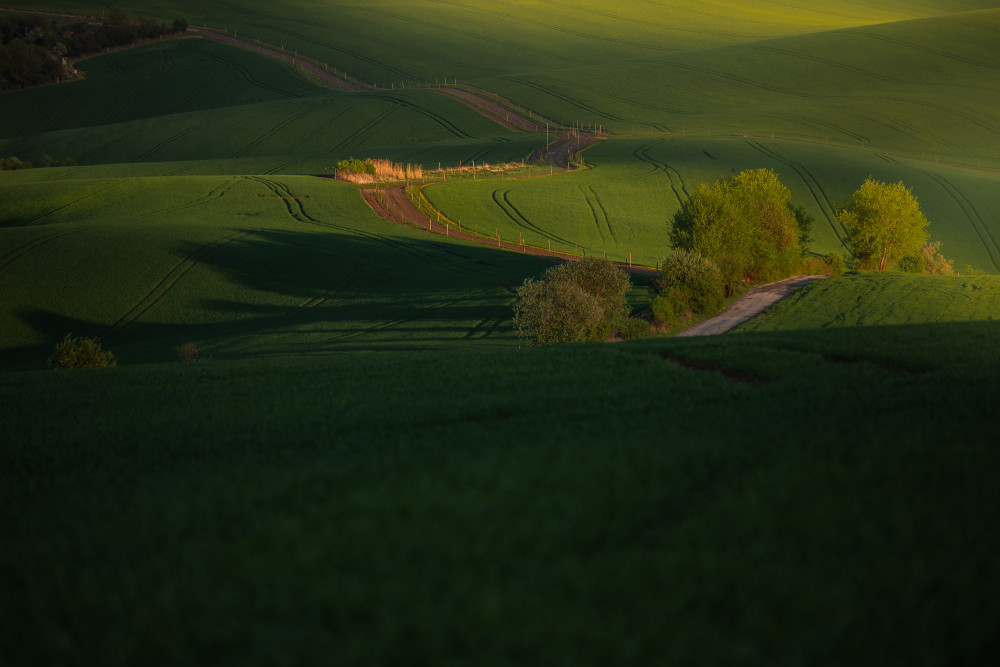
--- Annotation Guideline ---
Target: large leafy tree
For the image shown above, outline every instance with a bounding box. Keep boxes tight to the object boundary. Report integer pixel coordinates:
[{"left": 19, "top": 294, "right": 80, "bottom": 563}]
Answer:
[
  {"left": 839, "top": 178, "right": 929, "bottom": 271},
  {"left": 670, "top": 168, "right": 804, "bottom": 291}
]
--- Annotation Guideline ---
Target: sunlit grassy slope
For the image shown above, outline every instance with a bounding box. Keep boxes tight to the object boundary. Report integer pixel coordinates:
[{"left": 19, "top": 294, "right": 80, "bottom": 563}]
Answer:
[
  {"left": 425, "top": 137, "right": 1000, "bottom": 272},
  {"left": 739, "top": 273, "right": 1000, "bottom": 331},
  {"left": 15, "top": 1, "right": 1000, "bottom": 163}
]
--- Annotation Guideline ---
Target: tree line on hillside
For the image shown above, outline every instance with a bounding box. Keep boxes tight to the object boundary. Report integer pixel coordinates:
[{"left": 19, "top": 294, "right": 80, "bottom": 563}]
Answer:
[
  {"left": 0, "top": 10, "right": 188, "bottom": 91},
  {"left": 516, "top": 169, "right": 952, "bottom": 345}
]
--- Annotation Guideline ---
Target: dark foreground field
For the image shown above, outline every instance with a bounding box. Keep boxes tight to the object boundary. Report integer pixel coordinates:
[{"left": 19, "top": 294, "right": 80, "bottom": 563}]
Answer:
[{"left": 3, "top": 322, "right": 998, "bottom": 665}]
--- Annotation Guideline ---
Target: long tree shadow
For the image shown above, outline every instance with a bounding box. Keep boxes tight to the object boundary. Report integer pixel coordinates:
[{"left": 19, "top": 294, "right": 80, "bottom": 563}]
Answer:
[{"left": 5, "top": 227, "right": 554, "bottom": 369}]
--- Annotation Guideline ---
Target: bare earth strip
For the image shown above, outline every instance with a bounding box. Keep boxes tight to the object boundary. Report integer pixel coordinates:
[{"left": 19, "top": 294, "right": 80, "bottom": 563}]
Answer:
[
  {"left": 190, "top": 28, "right": 365, "bottom": 91},
  {"left": 432, "top": 88, "right": 544, "bottom": 132},
  {"left": 676, "top": 275, "right": 827, "bottom": 337}
]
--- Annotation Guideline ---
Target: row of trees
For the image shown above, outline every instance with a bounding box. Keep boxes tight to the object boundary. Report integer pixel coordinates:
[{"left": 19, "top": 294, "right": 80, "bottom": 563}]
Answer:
[
  {"left": 0, "top": 11, "right": 188, "bottom": 91},
  {"left": 515, "top": 169, "right": 950, "bottom": 345}
]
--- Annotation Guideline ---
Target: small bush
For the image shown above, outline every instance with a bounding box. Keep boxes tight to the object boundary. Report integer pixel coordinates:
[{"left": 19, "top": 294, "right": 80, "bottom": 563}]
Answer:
[
  {"left": 897, "top": 254, "right": 924, "bottom": 273},
  {"left": 613, "top": 316, "right": 653, "bottom": 341},
  {"left": 920, "top": 241, "right": 955, "bottom": 276},
  {"left": 824, "top": 251, "right": 846, "bottom": 276},
  {"left": 514, "top": 258, "right": 631, "bottom": 345},
  {"left": 177, "top": 342, "right": 210, "bottom": 363},
  {"left": 48, "top": 334, "right": 116, "bottom": 369},
  {"left": 653, "top": 249, "right": 724, "bottom": 314},
  {"left": 514, "top": 278, "right": 604, "bottom": 345},
  {"left": 335, "top": 157, "right": 376, "bottom": 177}
]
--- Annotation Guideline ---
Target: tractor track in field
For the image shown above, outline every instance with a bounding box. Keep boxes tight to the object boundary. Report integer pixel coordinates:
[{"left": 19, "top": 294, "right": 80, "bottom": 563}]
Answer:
[
  {"left": 358, "top": 182, "right": 653, "bottom": 276},
  {"left": 100, "top": 231, "right": 253, "bottom": 342}
]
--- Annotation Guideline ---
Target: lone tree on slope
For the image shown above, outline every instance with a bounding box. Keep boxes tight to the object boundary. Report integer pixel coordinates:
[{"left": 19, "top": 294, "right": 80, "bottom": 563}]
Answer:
[{"left": 838, "top": 178, "right": 929, "bottom": 272}]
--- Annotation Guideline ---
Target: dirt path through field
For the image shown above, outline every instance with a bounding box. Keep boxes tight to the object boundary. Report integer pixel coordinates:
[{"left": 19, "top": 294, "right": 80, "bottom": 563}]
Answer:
[
  {"left": 191, "top": 27, "right": 365, "bottom": 91},
  {"left": 676, "top": 275, "right": 827, "bottom": 336}
]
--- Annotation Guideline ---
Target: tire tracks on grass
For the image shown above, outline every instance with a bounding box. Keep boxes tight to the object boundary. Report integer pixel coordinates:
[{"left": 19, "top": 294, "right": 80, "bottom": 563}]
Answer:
[
  {"left": 229, "top": 101, "right": 327, "bottom": 158},
  {"left": 198, "top": 48, "right": 300, "bottom": 98},
  {"left": 921, "top": 171, "right": 1000, "bottom": 272},
  {"left": 580, "top": 185, "right": 615, "bottom": 247},
  {"left": 100, "top": 230, "right": 253, "bottom": 341},
  {"left": 500, "top": 76, "right": 625, "bottom": 123},
  {"left": 491, "top": 189, "right": 575, "bottom": 248},
  {"left": 745, "top": 140, "right": 846, "bottom": 244},
  {"left": 384, "top": 95, "right": 472, "bottom": 139},
  {"left": 0, "top": 229, "right": 84, "bottom": 273},
  {"left": 132, "top": 122, "right": 210, "bottom": 162},
  {"left": 329, "top": 106, "right": 396, "bottom": 154},
  {"left": 21, "top": 181, "right": 124, "bottom": 226},
  {"left": 633, "top": 140, "right": 688, "bottom": 205}
]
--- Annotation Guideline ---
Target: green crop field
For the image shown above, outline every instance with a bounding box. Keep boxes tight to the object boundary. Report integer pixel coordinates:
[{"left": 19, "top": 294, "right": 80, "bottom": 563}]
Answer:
[
  {"left": 3, "top": 1, "right": 1000, "bottom": 664},
  {"left": 0, "top": 169, "right": 553, "bottom": 370}
]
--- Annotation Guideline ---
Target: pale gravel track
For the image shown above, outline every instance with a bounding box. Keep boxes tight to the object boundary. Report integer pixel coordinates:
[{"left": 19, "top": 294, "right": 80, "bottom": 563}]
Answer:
[{"left": 676, "top": 275, "right": 827, "bottom": 337}]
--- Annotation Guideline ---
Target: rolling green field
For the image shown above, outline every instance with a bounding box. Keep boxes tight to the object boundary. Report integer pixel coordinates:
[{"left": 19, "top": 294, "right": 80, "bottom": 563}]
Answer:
[
  {"left": 3, "top": 1, "right": 1000, "bottom": 664},
  {"left": 0, "top": 169, "right": 552, "bottom": 370}
]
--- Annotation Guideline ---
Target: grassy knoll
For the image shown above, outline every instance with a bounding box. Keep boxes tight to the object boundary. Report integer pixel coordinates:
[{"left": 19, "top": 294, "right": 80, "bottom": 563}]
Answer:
[
  {"left": 3, "top": 322, "right": 999, "bottom": 665},
  {"left": 424, "top": 136, "right": 1000, "bottom": 271},
  {"left": 0, "top": 171, "right": 553, "bottom": 371},
  {"left": 740, "top": 272, "right": 1000, "bottom": 331}
]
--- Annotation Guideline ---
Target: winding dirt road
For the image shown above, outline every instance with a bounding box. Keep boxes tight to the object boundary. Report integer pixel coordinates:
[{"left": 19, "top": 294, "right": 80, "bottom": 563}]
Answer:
[{"left": 676, "top": 275, "right": 826, "bottom": 336}]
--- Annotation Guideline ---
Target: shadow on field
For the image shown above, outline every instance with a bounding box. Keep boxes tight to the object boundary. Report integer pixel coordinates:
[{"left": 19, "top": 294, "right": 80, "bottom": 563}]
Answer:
[{"left": 5, "top": 227, "right": 552, "bottom": 368}]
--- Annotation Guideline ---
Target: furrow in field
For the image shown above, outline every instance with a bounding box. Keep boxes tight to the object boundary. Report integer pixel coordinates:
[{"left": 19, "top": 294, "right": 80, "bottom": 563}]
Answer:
[
  {"left": 319, "top": 286, "right": 498, "bottom": 345},
  {"left": 385, "top": 95, "right": 472, "bottom": 139},
  {"left": 748, "top": 46, "right": 906, "bottom": 84},
  {"left": 633, "top": 140, "right": 688, "bottom": 204},
  {"left": 656, "top": 61, "right": 814, "bottom": 99},
  {"left": 745, "top": 140, "right": 845, "bottom": 244},
  {"left": 921, "top": 171, "right": 1000, "bottom": 272},
  {"left": 329, "top": 107, "right": 397, "bottom": 154},
  {"left": 229, "top": 101, "right": 327, "bottom": 158},
  {"left": 580, "top": 187, "right": 607, "bottom": 247},
  {"left": 197, "top": 48, "right": 299, "bottom": 97},
  {"left": 0, "top": 229, "right": 83, "bottom": 273},
  {"left": 132, "top": 122, "right": 209, "bottom": 162},
  {"left": 168, "top": 73, "right": 221, "bottom": 114},
  {"left": 491, "top": 189, "right": 575, "bottom": 247},
  {"left": 22, "top": 181, "right": 123, "bottom": 226},
  {"left": 761, "top": 114, "right": 868, "bottom": 144},
  {"left": 851, "top": 29, "right": 1000, "bottom": 71},
  {"left": 882, "top": 96, "right": 1000, "bottom": 140},
  {"left": 123, "top": 177, "right": 246, "bottom": 222},
  {"left": 853, "top": 108, "right": 960, "bottom": 153},
  {"left": 76, "top": 131, "right": 141, "bottom": 162},
  {"left": 101, "top": 231, "right": 253, "bottom": 341},
  {"left": 500, "top": 77, "right": 626, "bottom": 123}
]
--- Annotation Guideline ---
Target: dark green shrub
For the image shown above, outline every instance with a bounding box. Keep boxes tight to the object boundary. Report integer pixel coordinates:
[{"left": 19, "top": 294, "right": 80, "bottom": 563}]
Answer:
[
  {"left": 614, "top": 317, "right": 653, "bottom": 340},
  {"left": 48, "top": 334, "right": 116, "bottom": 369},
  {"left": 824, "top": 251, "right": 846, "bottom": 276},
  {"left": 335, "top": 157, "right": 375, "bottom": 176},
  {"left": 514, "top": 258, "right": 632, "bottom": 345},
  {"left": 514, "top": 278, "right": 604, "bottom": 345},
  {"left": 650, "top": 294, "right": 683, "bottom": 328},
  {"left": 653, "top": 249, "right": 724, "bottom": 314},
  {"left": 897, "top": 254, "right": 923, "bottom": 273}
]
